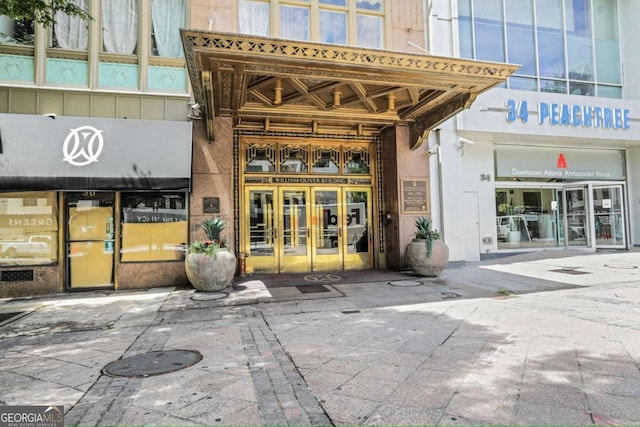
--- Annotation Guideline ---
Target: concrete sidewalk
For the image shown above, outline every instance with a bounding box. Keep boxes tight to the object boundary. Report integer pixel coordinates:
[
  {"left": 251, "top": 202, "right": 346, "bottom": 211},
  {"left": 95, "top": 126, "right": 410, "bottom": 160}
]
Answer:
[{"left": 1, "top": 249, "right": 640, "bottom": 426}]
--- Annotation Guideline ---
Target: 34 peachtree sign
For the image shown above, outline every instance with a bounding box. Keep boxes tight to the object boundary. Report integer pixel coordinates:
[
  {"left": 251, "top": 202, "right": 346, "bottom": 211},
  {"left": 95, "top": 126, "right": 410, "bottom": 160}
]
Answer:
[{"left": 506, "top": 99, "right": 630, "bottom": 130}]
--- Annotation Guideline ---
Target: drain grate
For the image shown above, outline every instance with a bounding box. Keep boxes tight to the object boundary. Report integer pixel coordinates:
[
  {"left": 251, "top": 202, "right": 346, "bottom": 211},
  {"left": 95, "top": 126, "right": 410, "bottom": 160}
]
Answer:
[
  {"left": 103, "top": 350, "right": 203, "bottom": 378},
  {"left": 0, "top": 312, "right": 24, "bottom": 324},
  {"left": 550, "top": 268, "right": 591, "bottom": 275},
  {"left": 296, "top": 284, "right": 331, "bottom": 294}
]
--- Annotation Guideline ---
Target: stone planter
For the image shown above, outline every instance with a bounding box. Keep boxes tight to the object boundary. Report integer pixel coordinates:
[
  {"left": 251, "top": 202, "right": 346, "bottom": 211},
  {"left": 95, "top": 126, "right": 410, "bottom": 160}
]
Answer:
[
  {"left": 405, "top": 238, "right": 449, "bottom": 277},
  {"left": 184, "top": 250, "right": 237, "bottom": 292}
]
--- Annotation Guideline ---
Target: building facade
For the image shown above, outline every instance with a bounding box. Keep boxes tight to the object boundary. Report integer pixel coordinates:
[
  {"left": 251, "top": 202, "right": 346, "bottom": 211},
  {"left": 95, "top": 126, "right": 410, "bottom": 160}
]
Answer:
[
  {"left": 425, "top": 0, "right": 640, "bottom": 262},
  {"left": 2, "top": 0, "right": 561, "bottom": 297}
]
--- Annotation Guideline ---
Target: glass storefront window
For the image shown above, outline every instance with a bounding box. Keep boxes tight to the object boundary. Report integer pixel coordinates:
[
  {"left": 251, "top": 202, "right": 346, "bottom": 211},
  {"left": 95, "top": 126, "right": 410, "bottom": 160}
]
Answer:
[
  {"left": 121, "top": 192, "right": 187, "bottom": 262},
  {"left": 495, "top": 188, "right": 562, "bottom": 250},
  {"left": 0, "top": 192, "right": 59, "bottom": 266}
]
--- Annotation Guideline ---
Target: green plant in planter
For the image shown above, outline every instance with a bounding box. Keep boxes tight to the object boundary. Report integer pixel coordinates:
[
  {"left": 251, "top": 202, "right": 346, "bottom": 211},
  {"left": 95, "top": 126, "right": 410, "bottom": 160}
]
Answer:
[
  {"left": 189, "top": 217, "right": 228, "bottom": 256},
  {"left": 414, "top": 217, "right": 441, "bottom": 257}
]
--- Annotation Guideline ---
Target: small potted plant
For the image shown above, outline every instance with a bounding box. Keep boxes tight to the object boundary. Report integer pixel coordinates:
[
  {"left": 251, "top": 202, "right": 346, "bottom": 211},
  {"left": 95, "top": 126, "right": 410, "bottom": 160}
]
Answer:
[
  {"left": 184, "top": 217, "right": 237, "bottom": 292},
  {"left": 405, "top": 217, "right": 449, "bottom": 277}
]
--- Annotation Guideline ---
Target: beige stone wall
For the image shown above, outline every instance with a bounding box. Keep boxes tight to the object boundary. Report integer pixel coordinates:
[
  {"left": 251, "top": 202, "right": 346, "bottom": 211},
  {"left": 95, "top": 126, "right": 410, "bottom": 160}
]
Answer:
[
  {"left": 382, "top": 125, "right": 431, "bottom": 270},
  {"left": 389, "top": 0, "right": 426, "bottom": 52},
  {"left": 189, "top": 117, "right": 236, "bottom": 250},
  {"left": 190, "top": 0, "right": 235, "bottom": 32},
  {"left": 118, "top": 262, "right": 189, "bottom": 290}
]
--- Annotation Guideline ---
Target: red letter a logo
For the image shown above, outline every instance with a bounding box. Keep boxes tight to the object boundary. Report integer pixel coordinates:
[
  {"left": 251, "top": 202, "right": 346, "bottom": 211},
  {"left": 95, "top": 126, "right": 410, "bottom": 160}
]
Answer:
[{"left": 557, "top": 153, "right": 567, "bottom": 169}]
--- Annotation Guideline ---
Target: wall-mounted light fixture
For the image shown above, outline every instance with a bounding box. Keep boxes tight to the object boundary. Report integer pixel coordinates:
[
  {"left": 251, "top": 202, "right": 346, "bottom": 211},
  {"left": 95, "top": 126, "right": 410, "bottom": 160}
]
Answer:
[{"left": 188, "top": 103, "right": 202, "bottom": 120}]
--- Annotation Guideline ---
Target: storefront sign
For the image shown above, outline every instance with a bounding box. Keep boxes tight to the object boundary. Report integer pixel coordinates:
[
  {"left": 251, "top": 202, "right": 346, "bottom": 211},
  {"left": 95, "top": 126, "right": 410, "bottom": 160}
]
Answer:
[
  {"left": 506, "top": 99, "right": 631, "bottom": 130},
  {"left": 0, "top": 114, "right": 192, "bottom": 191},
  {"left": 496, "top": 146, "right": 625, "bottom": 180},
  {"left": 401, "top": 179, "right": 429, "bottom": 213}
]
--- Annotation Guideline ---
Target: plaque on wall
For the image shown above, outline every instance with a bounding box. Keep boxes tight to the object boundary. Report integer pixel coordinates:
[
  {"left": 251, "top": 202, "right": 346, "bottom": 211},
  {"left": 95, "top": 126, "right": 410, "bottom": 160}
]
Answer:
[
  {"left": 401, "top": 179, "right": 429, "bottom": 214},
  {"left": 203, "top": 197, "right": 220, "bottom": 214}
]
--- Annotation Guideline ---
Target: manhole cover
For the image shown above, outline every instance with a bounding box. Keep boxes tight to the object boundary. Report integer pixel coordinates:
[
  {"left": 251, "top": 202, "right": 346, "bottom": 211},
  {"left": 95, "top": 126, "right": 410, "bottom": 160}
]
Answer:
[
  {"left": 103, "top": 350, "right": 202, "bottom": 378},
  {"left": 190, "top": 292, "right": 228, "bottom": 301},
  {"left": 604, "top": 263, "right": 638, "bottom": 270},
  {"left": 388, "top": 280, "right": 422, "bottom": 287}
]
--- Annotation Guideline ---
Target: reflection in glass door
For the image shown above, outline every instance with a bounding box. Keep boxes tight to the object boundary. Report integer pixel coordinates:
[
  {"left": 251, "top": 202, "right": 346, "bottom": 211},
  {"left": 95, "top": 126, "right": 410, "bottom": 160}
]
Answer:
[
  {"left": 312, "top": 189, "right": 342, "bottom": 271},
  {"left": 593, "top": 185, "right": 625, "bottom": 248},
  {"left": 66, "top": 192, "right": 115, "bottom": 289},
  {"left": 246, "top": 188, "right": 276, "bottom": 273},
  {"left": 280, "top": 188, "right": 311, "bottom": 273},
  {"left": 565, "top": 186, "right": 589, "bottom": 247},
  {"left": 343, "top": 188, "right": 372, "bottom": 269}
]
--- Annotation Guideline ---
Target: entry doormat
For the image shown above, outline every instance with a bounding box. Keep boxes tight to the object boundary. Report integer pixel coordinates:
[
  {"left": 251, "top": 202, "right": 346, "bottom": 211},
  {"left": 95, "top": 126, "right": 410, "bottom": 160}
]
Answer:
[{"left": 296, "top": 284, "right": 331, "bottom": 294}]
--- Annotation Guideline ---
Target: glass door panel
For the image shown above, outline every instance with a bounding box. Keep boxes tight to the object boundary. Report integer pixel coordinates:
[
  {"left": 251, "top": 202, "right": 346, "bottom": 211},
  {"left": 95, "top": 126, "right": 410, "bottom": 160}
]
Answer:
[
  {"left": 66, "top": 192, "right": 114, "bottom": 289},
  {"left": 593, "top": 185, "right": 625, "bottom": 248},
  {"left": 565, "top": 186, "right": 589, "bottom": 247},
  {"left": 312, "top": 189, "right": 342, "bottom": 271},
  {"left": 280, "top": 188, "right": 311, "bottom": 273},
  {"left": 246, "top": 188, "right": 277, "bottom": 274},
  {"left": 343, "top": 188, "right": 372, "bottom": 269}
]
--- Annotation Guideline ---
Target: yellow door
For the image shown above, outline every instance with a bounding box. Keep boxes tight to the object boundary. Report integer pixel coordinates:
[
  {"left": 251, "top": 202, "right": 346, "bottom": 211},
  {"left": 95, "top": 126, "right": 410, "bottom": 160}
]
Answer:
[
  {"left": 66, "top": 192, "right": 115, "bottom": 289},
  {"left": 311, "top": 188, "right": 343, "bottom": 271},
  {"left": 243, "top": 186, "right": 372, "bottom": 273},
  {"left": 244, "top": 187, "right": 277, "bottom": 274},
  {"left": 342, "top": 188, "right": 372, "bottom": 270},
  {"left": 279, "top": 188, "right": 311, "bottom": 273}
]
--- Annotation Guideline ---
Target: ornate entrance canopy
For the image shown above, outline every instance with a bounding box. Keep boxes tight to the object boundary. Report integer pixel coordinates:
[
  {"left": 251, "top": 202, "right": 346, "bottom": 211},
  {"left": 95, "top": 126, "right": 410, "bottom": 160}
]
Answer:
[{"left": 180, "top": 30, "right": 518, "bottom": 149}]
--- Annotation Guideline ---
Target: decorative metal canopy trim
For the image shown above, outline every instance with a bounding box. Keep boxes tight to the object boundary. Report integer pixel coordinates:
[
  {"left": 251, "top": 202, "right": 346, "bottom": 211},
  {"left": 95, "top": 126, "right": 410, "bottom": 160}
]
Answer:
[{"left": 181, "top": 30, "right": 519, "bottom": 147}]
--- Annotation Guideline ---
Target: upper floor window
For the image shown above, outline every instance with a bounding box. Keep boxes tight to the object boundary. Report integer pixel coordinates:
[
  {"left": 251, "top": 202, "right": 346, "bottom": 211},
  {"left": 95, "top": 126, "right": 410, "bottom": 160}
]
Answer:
[
  {"left": 458, "top": 0, "right": 621, "bottom": 98},
  {"left": 102, "top": 0, "right": 138, "bottom": 54},
  {"left": 0, "top": 16, "right": 35, "bottom": 46},
  {"left": 50, "top": 0, "right": 89, "bottom": 50},
  {"left": 151, "top": 0, "right": 185, "bottom": 58},
  {"left": 239, "top": 0, "right": 385, "bottom": 49}
]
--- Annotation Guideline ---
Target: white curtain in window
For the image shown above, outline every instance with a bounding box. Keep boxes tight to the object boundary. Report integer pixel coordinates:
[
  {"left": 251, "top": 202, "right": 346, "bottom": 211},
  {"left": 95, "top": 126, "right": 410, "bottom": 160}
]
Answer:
[
  {"left": 239, "top": 0, "right": 270, "bottom": 37},
  {"left": 54, "top": 0, "right": 88, "bottom": 50},
  {"left": 103, "top": 0, "right": 138, "bottom": 54},
  {"left": 151, "top": 0, "right": 185, "bottom": 57}
]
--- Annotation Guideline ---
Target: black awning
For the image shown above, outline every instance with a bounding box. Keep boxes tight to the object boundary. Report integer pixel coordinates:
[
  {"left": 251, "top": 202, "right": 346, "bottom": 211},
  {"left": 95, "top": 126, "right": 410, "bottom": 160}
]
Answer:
[{"left": 0, "top": 114, "right": 192, "bottom": 192}]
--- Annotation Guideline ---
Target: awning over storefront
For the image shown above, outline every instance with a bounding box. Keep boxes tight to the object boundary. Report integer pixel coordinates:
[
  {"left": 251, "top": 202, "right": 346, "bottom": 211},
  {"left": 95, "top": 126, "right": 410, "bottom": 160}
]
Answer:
[
  {"left": 0, "top": 114, "right": 192, "bottom": 191},
  {"left": 180, "top": 30, "right": 519, "bottom": 149}
]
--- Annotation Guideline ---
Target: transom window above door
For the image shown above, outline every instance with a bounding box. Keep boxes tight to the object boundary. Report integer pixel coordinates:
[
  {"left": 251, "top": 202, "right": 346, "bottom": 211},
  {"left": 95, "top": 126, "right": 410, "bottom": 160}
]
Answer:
[
  {"left": 244, "top": 141, "right": 373, "bottom": 175},
  {"left": 239, "top": 0, "right": 385, "bottom": 49}
]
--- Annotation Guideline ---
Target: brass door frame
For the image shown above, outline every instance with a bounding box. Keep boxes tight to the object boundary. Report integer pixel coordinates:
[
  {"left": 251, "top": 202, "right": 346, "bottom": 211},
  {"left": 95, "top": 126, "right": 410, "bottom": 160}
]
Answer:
[{"left": 242, "top": 185, "right": 373, "bottom": 274}]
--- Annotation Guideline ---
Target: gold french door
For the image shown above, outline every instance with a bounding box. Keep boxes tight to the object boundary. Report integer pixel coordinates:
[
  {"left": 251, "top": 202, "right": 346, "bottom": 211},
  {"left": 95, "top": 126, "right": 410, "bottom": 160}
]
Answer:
[
  {"left": 65, "top": 192, "right": 115, "bottom": 290},
  {"left": 244, "top": 186, "right": 372, "bottom": 274}
]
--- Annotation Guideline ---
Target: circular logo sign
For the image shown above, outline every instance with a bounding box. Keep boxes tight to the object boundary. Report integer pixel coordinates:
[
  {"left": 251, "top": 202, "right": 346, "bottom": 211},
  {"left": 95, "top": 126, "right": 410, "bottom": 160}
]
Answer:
[{"left": 62, "top": 125, "right": 104, "bottom": 167}]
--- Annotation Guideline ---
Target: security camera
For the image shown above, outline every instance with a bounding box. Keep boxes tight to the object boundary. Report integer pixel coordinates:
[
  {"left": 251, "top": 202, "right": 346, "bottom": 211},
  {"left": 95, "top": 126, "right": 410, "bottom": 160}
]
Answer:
[
  {"left": 42, "top": 113, "right": 56, "bottom": 119},
  {"left": 427, "top": 146, "right": 439, "bottom": 156},
  {"left": 191, "top": 103, "right": 200, "bottom": 110},
  {"left": 458, "top": 137, "right": 474, "bottom": 146}
]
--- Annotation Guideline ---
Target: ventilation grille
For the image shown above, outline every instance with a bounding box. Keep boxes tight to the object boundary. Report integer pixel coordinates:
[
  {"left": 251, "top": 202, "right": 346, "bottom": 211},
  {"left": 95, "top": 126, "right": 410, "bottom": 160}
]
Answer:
[{"left": 1, "top": 270, "right": 34, "bottom": 282}]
